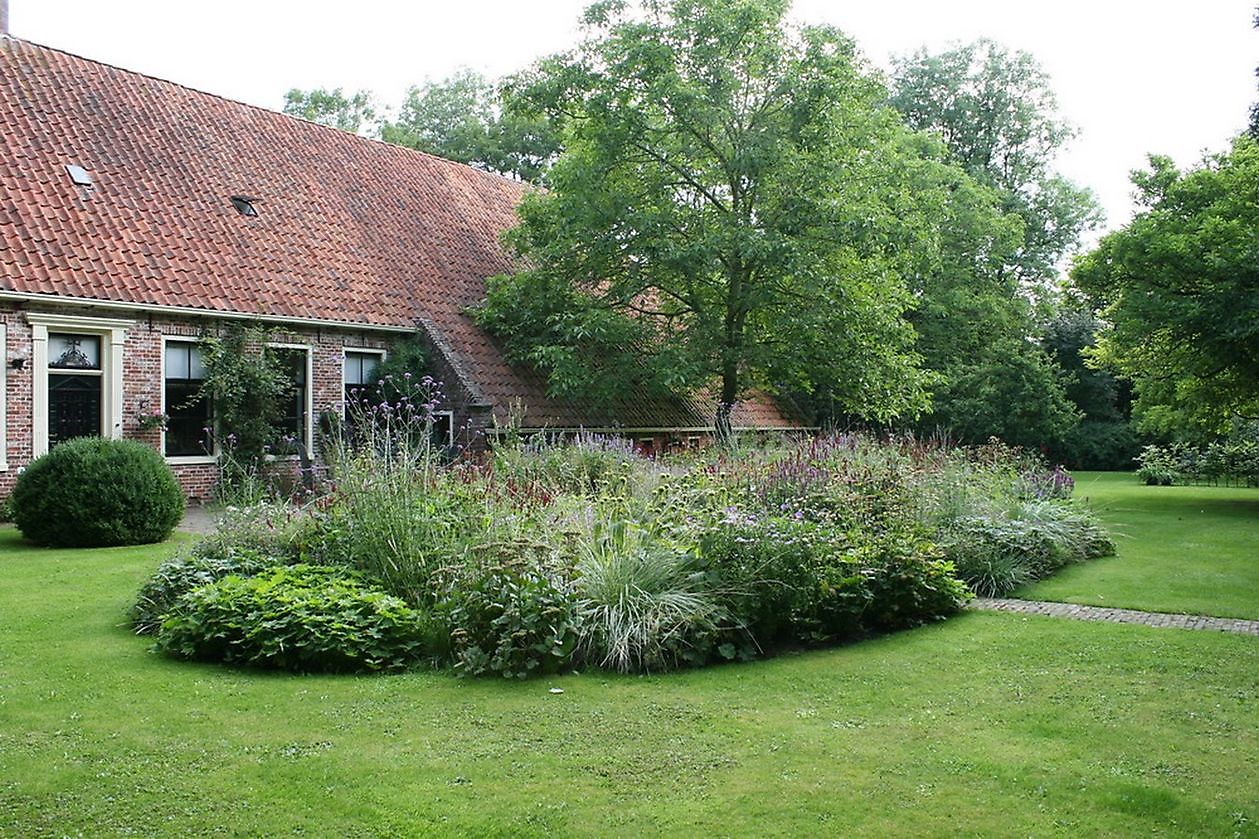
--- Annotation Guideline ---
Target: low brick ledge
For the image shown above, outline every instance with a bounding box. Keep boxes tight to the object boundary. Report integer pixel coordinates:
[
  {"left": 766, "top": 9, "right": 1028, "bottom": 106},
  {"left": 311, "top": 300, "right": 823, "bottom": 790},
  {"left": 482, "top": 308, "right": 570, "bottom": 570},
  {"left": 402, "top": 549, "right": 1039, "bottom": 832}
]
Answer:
[{"left": 969, "top": 598, "right": 1259, "bottom": 636}]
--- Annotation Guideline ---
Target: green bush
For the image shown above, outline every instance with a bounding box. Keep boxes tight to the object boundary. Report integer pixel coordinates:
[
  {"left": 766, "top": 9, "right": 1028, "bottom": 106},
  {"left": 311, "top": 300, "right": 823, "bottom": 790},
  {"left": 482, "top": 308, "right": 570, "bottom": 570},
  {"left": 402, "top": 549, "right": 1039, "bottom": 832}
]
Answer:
[
  {"left": 941, "top": 501, "right": 1115, "bottom": 597},
  {"left": 132, "top": 545, "right": 285, "bottom": 635},
  {"left": 1139, "top": 423, "right": 1259, "bottom": 487},
  {"left": 11, "top": 437, "right": 184, "bottom": 547},
  {"left": 1135, "top": 444, "right": 1184, "bottom": 485},
  {"left": 439, "top": 547, "right": 580, "bottom": 679},
  {"left": 131, "top": 501, "right": 335, "bottom": 635},
  {"left": 699, "top": 514, "right": 968, "bottom": 650},
  {"left": 156, "top": 565, "right": 431, "bottom": 673},
  {"left": 860, "top": 542, "right": 972, "bottom": 631}
]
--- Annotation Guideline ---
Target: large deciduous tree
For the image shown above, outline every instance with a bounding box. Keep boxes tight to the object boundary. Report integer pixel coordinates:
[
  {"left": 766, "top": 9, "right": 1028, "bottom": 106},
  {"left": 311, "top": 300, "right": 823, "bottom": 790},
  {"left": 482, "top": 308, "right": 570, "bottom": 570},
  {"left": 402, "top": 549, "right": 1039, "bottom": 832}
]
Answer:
[
  {"left": 890, "top": 39, "right": 1101, "bottom": 287},
  {"left": 1073, "top": 136, "right": 1259, "bottom": 438},
  {"left": 880, "top": 132, "right": 1077, "bottom": 450},
  {"left": 382, "top": 69, "right": 561, "bottom": 183},
  {"left": 888, "top": 39, "right": 1099, "bottom": 450},
  {"left": 475, "top": 0, "right": 939, "bottom": 436},
  {"left": 282, "top": 88, "right": 378, "bottom": 135}
]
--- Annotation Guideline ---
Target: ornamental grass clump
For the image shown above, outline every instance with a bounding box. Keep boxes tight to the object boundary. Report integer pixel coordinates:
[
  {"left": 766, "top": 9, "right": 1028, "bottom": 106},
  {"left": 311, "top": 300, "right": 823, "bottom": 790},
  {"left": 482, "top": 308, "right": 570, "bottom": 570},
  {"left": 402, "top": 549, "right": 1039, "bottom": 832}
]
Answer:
[
  {"left": 322, "top": 376, "right": 490, "bottom": 605},
  {"left": 574, "top": 520, "right": 726, "bottom": 673},
  {"left": 913, "top": 448, "right": 1114, "bottom": 597}
]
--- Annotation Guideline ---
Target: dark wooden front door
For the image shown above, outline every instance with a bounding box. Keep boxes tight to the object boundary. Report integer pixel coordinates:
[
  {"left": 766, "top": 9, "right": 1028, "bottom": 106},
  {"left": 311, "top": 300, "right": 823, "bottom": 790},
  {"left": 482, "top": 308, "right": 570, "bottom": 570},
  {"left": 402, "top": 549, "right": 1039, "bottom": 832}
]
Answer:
[{"left": 48, "top": 373, "right": 102, "bottom": 447}]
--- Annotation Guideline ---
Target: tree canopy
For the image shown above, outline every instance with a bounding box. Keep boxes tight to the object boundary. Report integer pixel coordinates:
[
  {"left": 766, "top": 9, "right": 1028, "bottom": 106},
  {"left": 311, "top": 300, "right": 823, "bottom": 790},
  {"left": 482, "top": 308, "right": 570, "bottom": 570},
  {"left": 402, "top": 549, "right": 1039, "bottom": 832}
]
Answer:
[
  {"left": 475, "top": 0, "right": 952, "bottom": 434},
  {"left": 887, "top": 40, "right": 1096, "bottom": 448},
  {"left": 382, "top": 69, "right": 561, "bottom": 181},
  {"left": 1073, "top": 136, "right": 1259, "bottom": 438},
  {"left": 284, "top": 73, "right": 559, "bottom": 182},
  {"left": 381, "top": 69, "right": 496, "bottom": 164},
  {"left": 890, "top": 40, "right": 1100, "bottom": 288},
  {"left": 277, "top": 13, "right": 1124, "bottom": 453},
  {"left": 282, "top": 87, "right": 378, "bottom": 135}
]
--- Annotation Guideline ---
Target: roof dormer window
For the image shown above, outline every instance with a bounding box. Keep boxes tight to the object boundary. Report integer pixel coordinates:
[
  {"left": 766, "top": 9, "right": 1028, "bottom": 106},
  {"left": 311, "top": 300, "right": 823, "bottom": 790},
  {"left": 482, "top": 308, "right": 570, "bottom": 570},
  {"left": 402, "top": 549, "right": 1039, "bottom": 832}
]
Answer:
[
  {"left": 230, "top": 195, "right": 259, "bottom": 217},
  {"left": 64, "top": 164, "right": 93, "bottom": 188}
]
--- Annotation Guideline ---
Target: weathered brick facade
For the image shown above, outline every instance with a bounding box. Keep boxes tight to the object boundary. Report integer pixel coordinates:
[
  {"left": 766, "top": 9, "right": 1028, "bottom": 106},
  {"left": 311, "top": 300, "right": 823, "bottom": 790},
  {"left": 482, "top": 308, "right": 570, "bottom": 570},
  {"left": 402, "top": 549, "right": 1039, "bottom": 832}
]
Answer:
[{"left": 0, "top": 303, "right": 482, "bottom": 502}]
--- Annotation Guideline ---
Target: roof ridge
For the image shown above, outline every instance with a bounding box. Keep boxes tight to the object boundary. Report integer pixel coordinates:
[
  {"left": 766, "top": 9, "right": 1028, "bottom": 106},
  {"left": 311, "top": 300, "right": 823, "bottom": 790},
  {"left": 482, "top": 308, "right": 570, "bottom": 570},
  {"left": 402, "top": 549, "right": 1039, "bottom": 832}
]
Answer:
[{"left": 0, "top": 35, "right": 533, "bottom": 192}]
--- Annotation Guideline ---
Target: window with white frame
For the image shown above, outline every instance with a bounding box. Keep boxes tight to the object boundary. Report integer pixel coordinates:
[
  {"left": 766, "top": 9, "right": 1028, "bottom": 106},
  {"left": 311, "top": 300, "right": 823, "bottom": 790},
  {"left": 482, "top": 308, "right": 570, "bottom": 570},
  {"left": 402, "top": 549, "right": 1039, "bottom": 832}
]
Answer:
[
  {"left": 27, "top": 313, "right": 129, "bottom": 458},
  {"left": 431, "top": 411, "right": 454, "bottom": 448},
  {"left": 164, "top": 340, "right": 212, "bottom": 458},
  {"left": 47, "top": 332, "right": 105, "bottom": 448},
  {"left": 343, "top": 350, "right": 382, "bottom": 410},
  {"left": 270, "top": 346, "right": 311, "bottom": 455}
]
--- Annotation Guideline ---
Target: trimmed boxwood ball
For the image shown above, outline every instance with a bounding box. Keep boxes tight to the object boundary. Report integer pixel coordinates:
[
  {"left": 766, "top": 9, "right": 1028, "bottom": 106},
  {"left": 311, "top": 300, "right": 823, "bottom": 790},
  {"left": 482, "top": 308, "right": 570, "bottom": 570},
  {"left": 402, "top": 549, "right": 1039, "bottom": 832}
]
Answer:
[{"left": 11, "top": 437, "right": 185, "bottom": 547}]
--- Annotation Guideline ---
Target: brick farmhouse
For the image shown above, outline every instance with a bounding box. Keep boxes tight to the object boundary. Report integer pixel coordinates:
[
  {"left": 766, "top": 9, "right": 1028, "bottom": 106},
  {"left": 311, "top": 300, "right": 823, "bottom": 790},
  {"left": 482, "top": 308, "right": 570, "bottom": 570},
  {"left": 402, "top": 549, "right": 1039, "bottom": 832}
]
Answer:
[{"left": 0, "top": 37, "right": 797, "bottom": 499}]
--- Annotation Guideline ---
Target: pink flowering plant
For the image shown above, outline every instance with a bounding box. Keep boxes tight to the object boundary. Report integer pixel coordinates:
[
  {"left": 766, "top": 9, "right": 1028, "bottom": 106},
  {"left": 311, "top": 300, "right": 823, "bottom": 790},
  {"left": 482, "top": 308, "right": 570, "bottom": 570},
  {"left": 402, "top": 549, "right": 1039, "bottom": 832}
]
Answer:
[{"left": 134, "top": 399, "right": 169, "bottom": 432}]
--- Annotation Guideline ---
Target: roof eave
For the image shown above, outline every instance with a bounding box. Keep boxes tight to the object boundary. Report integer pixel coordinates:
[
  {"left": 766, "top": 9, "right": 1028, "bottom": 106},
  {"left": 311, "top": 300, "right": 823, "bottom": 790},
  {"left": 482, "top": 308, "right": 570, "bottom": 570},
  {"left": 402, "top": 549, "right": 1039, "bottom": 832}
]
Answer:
[{"left": 0, "top": 290, "right": 418, "bottom": 333}]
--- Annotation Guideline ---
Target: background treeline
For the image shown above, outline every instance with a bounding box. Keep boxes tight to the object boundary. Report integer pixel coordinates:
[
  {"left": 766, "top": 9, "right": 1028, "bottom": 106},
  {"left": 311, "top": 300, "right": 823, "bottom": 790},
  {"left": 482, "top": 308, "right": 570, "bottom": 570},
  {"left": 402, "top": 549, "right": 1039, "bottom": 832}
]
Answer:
[{"left": 283, "top": 1, "right": 1257, "bottom": 468}]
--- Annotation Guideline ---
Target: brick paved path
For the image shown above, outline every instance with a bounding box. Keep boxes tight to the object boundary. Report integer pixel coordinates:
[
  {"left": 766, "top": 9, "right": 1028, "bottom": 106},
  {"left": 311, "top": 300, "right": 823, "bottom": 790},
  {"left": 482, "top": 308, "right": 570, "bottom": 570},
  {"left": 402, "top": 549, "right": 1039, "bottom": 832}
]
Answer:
[{"left": 970, "top": 597, "right": 1259, "bottom": 636}]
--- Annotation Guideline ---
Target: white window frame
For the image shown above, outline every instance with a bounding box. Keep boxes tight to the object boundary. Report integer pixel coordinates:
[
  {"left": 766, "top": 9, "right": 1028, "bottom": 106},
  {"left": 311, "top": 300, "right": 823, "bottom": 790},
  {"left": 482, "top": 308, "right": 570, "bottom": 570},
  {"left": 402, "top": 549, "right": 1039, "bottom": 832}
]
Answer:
[
  {"left": 432, "top": 409, "right": 455, "bottom": 447},
  {"left": 0, "top": 322, "right": 7, "bottom": 471},
  {"left": 161, "top": 336, "right": 217, "bottom": 465},
  {"left": 28, "top": 313, "right": 130, "bottom": 458},
  {"left": 267, "top": 341, "right": 314, "bottom": 456},
  {"left": 341, "top": 346, "right": 386, "bottom": 415}
]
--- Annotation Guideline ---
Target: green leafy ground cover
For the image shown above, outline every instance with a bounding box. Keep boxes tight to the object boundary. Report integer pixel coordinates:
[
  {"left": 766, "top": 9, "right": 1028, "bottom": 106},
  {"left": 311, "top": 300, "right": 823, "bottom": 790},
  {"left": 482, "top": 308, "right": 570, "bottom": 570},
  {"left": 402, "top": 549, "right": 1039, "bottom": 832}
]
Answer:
[
  {"left": 1019, "top": 472, "right": 1259, "bottom": 619},
  {"left": 2, "top": 518, "right": 1257, "bottom": 837}
]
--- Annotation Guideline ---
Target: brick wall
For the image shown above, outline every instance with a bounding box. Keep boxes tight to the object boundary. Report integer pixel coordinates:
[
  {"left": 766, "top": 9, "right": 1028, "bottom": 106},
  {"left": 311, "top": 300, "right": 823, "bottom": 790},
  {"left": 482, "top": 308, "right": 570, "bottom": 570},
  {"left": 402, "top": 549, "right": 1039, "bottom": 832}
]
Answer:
[{"left": 0, "top": 302, "right": 481, "bottom": 503}]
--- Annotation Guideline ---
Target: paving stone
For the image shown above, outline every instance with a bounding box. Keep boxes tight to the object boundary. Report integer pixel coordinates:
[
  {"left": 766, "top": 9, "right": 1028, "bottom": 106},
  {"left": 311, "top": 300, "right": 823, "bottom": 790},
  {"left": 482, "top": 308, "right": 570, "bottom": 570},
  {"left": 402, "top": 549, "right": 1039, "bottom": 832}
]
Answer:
[{"left": 969, "top": 597, "right": 1259, "bottom": 636}]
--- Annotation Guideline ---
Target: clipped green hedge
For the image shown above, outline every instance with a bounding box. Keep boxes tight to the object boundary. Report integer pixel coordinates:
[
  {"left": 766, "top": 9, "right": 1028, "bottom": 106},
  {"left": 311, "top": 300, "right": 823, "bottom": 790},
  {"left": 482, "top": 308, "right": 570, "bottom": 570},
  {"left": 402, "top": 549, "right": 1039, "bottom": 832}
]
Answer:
[
  {"left": 155, "top": 565, "right": 432, "bottom": 673},
  {"left": 11, "top": 437, "right": 184, "bottom": 547}
]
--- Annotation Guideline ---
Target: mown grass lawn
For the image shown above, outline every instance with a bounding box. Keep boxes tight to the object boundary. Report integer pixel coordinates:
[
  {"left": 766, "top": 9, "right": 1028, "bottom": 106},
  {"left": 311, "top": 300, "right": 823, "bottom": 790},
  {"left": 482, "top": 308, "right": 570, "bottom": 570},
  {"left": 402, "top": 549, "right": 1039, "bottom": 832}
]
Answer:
[
  {"left": 1018, "top": 471, "right": 1259, "bottom": 620},
  {"left": 2, "top": 522, "right": 1257, "bottom": 837}
]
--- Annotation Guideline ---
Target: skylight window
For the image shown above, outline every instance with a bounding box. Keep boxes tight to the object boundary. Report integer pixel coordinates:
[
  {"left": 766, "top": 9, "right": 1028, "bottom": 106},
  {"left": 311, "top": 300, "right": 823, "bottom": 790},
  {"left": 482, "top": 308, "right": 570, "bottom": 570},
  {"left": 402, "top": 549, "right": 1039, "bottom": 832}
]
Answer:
[
  {"left": 64, "top": 164, "right": 93, "bottom": 187},
  {"left": 230, "top": 195, "right": 259, "bottom": 217}
]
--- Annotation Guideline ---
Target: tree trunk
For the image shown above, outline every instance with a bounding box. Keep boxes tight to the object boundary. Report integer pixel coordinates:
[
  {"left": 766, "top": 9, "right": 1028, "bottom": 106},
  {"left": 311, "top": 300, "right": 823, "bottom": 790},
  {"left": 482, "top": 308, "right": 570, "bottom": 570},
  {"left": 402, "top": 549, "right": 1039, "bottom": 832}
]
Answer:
[
  {"left": 714, "top": 362, "right": 738, "bottom": 446},
  {"left": 717, "top": 267, "right": 745, "bottom": 447}
]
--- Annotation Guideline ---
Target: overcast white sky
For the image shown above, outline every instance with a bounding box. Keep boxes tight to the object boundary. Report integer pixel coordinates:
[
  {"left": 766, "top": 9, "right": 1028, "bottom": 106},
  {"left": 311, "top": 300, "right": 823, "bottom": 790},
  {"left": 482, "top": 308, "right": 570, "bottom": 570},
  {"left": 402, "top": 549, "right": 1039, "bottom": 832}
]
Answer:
[{"left": 9, "top": 1, "right": 1257, "bottom": 239}]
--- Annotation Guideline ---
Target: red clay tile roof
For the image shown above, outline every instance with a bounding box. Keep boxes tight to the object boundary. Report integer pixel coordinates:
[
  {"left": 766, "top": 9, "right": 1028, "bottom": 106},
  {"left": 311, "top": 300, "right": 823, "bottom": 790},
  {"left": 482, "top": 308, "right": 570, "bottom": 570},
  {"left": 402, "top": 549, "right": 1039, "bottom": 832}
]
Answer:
[{"left": 0, "top": 37, "right": 798, "bottom": 431}]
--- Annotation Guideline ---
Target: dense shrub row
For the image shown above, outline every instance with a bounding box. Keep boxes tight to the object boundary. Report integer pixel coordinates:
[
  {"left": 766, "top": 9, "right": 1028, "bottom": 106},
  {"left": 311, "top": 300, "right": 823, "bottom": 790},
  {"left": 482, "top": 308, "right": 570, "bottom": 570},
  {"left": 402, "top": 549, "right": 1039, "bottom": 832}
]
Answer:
[
  {"left": 1136, "top": 425, "right": 1259, "bottom": 486},
  {"left": 133, "top": 407, "right": 1110, "bottom": 675}
]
